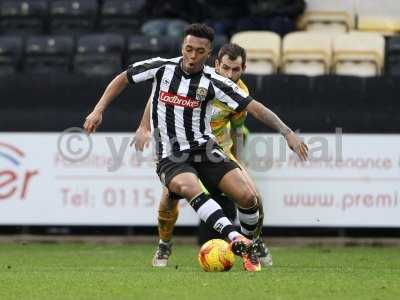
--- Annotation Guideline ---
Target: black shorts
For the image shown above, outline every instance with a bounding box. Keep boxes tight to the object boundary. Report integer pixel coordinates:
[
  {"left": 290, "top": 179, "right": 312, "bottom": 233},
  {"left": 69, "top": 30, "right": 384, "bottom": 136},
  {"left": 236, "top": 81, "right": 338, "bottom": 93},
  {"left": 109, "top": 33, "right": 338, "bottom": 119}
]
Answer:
[{"left": 156, "top": 142, "right": 240, "bottom": 194}]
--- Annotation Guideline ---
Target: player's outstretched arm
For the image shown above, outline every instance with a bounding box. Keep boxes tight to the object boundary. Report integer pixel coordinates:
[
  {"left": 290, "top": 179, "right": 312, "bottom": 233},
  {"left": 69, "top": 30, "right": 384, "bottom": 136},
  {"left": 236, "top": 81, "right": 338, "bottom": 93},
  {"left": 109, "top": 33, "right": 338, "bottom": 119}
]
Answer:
[
  {"left": 83, "top": 71, "right": 129, "bottom": 134},
  {"left": 130, "top": 97, "right": 152, "bottom": 151},
  {"left": 245, "top": 100, "right": 309, "bottom": 161}
]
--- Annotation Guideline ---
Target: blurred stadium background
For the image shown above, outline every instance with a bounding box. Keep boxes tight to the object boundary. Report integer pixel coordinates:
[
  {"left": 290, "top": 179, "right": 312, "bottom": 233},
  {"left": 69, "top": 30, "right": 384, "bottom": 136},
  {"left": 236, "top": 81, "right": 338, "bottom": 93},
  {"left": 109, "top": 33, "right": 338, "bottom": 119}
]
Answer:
[
  {"left": 1, "top": 1, "right": 400, "bottom": 299},
  {"left": 1, "top": 0, "right": 400, "bottom": 247}
]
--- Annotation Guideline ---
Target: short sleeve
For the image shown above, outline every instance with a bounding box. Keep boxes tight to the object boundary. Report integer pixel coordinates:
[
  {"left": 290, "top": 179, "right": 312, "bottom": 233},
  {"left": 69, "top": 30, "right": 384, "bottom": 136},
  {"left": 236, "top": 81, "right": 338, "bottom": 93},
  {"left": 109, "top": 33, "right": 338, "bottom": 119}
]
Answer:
[
  {"left": 126, "top": 57, "right": 167, "bottom": 84},
  {"left": 230, "top": 111, "right": 247, "bottom": 128},
  {"left": 210, "top": 75, "right": 253, "bottom": 112}
]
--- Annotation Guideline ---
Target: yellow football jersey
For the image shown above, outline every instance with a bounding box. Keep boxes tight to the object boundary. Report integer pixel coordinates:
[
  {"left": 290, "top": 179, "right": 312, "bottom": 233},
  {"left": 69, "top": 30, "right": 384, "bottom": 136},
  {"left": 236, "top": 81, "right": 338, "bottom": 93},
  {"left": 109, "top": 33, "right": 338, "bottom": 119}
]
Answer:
[{"left": 210, "top": 79, "right": 249, "bottom": 158}]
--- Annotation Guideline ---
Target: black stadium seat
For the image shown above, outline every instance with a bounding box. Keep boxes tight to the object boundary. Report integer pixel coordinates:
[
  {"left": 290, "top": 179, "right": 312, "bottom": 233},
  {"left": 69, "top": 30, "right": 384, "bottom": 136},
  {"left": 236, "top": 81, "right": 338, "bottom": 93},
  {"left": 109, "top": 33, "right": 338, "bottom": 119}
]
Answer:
[
  {"left": 206, "top": 34, "right": 228, "bottom": 66},
  {"left": 0, "top": 0, "right": 47, "bottom": 34},
  {"left": 126, "top": 35, "right": 179, "bottom": 66},
  {"left": 24, "top": 35, "right": 74, "bottom": 73},
  {"left": 386, "top": 36, "right": 400, "bottom": 76},
  {"left": 74, "top": 33, "right": 124, "bottom": 75},
  {"left": 99, "top": 0, "right": 146, "bottom": 34},
  {"left": 0, "top": 36, "right": 23, "bottom": 75},
  {"left": 49, "top": 0, "right": 98, "bottom": 34}
]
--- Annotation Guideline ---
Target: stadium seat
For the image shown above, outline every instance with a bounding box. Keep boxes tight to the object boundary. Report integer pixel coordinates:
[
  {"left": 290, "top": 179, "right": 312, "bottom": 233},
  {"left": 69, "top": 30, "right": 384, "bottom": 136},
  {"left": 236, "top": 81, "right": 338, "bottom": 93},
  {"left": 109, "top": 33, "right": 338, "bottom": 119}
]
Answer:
[
  {"left": 49, "top": 0, "right": 98, "bottom": 34},
  {"left": 357, "top": 0, "right": 400, "bottom": 35},
  {"left": 386, "top": 36, "right": 400, "bottom": 75},
  {"left": 24, "top": 35, "right": 74, "bottom": 74},
  {"left": 231, "top": 31, "right": 281, "bottom": 75},
  {"left": 332, "top": 32, "right": 385, "bottom": 77},
  {"left": 74, "top": 33, "right": 124, "bottom": 75},
  {"left": 126, "top": 35, "right": 179, "bottom": 66},
  {"left": 282, "top": 32, "right": 332, "bottom": 76},
  {"left": 0, "top": 36, "right": 23, "bottom": 75},
  {"left": 298, "top": 0, "right": 355, "bottom": 33},
  {"left": 99, "top": 0, "right": 146, "bottom": 34},
  {"left": 0, "top": 0, "right": 47, "bottom": 34}
]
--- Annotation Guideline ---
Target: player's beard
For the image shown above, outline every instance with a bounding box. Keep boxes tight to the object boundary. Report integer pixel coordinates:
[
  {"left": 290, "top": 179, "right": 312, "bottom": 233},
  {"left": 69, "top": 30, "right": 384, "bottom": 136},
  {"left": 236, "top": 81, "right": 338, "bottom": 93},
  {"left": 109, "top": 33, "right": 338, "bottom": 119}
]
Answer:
[{"left": 182, "top": 60, "right": 204, "bottom": 74}]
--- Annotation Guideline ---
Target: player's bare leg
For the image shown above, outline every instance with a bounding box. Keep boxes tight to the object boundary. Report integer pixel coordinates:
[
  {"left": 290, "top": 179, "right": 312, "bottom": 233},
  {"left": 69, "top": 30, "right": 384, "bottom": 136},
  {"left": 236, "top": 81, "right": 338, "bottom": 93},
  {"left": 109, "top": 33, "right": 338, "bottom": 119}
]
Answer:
[
  {"left": 167, "top": 172, "right": 259, "bottom": 271},
  {"left": 152, "top": 187, "right": 179, "bottom": 267},
  {"left": 218, "top": 168, "right": 259, "bottom": 234},
  {"left": 168, "top": 172, "right": 241, "bottom": 243},
  {"left": 168, "top": 173, "right": 205, "bottom": 200},
  {"left": 217, "top": 168, "right": 262, "bottom": 271}
]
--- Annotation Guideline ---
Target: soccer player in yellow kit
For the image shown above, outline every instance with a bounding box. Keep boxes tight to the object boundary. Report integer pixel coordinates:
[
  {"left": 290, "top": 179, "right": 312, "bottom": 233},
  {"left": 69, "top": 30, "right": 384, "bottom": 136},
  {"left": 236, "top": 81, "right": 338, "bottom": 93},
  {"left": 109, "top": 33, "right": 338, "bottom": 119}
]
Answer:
[{"left": 133, "top": 43, "right": 272, "bottom": 268}]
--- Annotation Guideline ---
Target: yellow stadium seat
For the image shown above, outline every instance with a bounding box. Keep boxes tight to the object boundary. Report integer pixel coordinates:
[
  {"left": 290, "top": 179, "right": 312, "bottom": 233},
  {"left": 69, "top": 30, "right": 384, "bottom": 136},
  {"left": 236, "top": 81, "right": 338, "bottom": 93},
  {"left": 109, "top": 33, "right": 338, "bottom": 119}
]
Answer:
[
  {"left": 357, "top": 0, "right": 400, "bottom": 35},
  {"left": 332, "top": 32, "right": 385, "bottom": 76},
  {"left": 298, "top": 0, "right": 355, "bottom": 33},
  {"left": 282, "top": 32, "right": 332, "bottom": 76},
  {"left": 230, "top": 31, "right": 281, "bottom": 75}
]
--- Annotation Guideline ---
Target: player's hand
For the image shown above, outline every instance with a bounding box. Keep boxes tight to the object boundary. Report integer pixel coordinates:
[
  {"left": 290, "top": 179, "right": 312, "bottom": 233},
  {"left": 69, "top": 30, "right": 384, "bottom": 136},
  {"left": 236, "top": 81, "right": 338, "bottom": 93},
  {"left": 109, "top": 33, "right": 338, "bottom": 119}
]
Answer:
[
  {"left": 83, "top": 110, "right": 103, "bottom": 134},
  {"left": 285, "top": 131, "right": 309, "bottom": 161},
  {"left": 130, "top": 126, "right": 151, "bottom": 151}
]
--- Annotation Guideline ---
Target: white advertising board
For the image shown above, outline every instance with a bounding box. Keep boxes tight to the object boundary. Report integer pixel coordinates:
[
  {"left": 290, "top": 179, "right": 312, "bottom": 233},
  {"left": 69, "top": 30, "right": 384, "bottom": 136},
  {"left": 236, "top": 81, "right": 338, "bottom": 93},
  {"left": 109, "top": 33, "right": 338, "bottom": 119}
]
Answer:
[{"left": 0, "top": 132, "right": 399, "bottom": 227}]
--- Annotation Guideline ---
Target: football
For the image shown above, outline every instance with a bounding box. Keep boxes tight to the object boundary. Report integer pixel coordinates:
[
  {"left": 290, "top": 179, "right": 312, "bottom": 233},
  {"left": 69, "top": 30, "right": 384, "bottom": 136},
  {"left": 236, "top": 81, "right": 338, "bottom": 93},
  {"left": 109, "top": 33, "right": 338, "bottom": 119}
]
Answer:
[{"left": 198, "top": 239, "right": 235, "bottom": 272}]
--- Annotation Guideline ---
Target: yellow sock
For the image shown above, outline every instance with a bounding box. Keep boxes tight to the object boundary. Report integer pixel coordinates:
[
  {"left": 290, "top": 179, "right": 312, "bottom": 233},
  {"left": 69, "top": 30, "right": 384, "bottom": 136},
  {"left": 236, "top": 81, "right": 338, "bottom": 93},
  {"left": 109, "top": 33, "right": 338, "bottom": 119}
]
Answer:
[{"left": 158, "top": 205, "right": 179, "bottom": 242}]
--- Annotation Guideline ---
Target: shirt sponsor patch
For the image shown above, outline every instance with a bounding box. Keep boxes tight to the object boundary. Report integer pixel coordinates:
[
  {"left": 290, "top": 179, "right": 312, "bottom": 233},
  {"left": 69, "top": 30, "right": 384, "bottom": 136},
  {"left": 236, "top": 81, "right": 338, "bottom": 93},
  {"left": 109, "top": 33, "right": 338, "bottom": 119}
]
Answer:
[{"left": 159, "top": 91, "right": 200, "bottom": 108}]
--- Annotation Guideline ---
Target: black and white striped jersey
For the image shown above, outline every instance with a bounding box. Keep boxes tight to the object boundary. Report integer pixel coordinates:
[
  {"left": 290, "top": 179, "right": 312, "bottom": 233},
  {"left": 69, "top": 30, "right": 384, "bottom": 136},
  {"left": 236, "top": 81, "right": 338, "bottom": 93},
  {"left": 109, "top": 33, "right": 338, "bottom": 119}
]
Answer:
[{"left": 127, "top": 57, "right": 253, "bottom": 159}]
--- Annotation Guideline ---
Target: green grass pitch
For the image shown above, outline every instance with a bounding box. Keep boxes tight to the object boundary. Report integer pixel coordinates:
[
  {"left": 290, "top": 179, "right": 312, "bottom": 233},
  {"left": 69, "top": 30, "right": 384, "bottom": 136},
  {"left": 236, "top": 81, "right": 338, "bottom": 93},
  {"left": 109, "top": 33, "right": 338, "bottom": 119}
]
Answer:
[{"left": 0, "top": 243, "right": 399, "bottom": 300}]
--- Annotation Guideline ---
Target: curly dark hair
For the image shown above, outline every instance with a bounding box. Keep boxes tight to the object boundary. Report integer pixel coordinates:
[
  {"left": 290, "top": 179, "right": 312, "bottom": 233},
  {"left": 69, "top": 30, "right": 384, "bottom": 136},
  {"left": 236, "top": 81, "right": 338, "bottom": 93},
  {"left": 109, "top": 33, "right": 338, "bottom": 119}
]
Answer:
[{"left": 183, "top": 23, "right": 215, "bottom": 43}]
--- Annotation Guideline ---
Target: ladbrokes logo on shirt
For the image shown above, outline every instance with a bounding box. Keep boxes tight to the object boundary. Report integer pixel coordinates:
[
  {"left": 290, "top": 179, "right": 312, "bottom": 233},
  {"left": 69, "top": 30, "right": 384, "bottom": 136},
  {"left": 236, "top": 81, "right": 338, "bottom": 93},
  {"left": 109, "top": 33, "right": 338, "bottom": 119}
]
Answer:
[{"left": 159, "top": 91, "right": 200, "bottom": 109}]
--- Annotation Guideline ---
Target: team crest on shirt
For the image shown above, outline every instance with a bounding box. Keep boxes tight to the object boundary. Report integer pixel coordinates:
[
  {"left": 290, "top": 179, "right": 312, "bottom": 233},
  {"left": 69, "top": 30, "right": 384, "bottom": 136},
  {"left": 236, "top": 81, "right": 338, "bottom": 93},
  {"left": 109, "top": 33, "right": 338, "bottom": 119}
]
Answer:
[
  {"left": 195, "top": 87, "right": 208, "bottom": 101},
  {"left": 162, "top": 78, "right": 170, "bottom": 86}
]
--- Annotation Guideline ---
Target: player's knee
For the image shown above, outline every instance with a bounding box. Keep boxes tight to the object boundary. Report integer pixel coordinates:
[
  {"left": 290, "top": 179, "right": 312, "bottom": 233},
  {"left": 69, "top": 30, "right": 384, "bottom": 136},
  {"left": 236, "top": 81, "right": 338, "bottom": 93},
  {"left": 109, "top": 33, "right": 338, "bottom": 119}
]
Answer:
[
  {"left": 179, "top": 183, "right": 201, "bottom": 199},
  {"left": 169, "top": 180, "right": 200, "bottom": 199},
  {"left": 239, "top": 189, "right": 258, "bottom": 208}
]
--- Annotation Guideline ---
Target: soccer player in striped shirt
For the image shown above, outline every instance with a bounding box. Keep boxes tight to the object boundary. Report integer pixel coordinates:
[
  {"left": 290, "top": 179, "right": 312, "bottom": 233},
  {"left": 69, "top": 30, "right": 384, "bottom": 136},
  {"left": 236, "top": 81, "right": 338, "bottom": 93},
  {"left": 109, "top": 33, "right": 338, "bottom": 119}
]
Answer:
[
  {"left": 134, "top": 43, "right": 272, "bottom": 268},
  {"left": 84, "top": 23, "right": 308, "bottom": 272}
]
